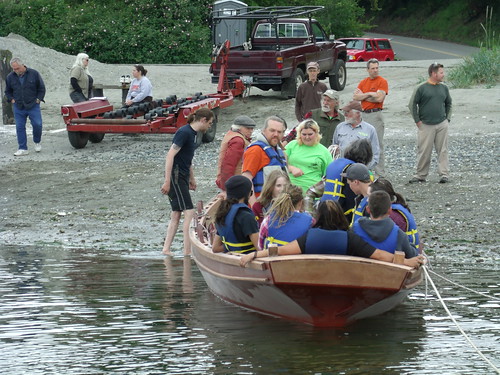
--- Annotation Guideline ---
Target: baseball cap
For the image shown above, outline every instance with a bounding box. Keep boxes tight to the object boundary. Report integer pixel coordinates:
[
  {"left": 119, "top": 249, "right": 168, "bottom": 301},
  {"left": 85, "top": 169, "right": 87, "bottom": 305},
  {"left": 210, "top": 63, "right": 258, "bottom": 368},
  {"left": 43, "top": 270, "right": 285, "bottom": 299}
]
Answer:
[
  {"left": 233, "top": 115, "right": 256, "bottom": 128},
  {"left": 341, "top": 100, "right": 363, "bottom": 112},
  {"left": 225, "top": 175, "right": 253, "bottom": 200},
  {"left": 307, "top": 62, "right": 320, "bottom": 70},
  {"left": 322, "top": 89, "right": 339, "bottom": 101},
  {"left": 341, "top": 163, "right": 371, "bottom": 181}
]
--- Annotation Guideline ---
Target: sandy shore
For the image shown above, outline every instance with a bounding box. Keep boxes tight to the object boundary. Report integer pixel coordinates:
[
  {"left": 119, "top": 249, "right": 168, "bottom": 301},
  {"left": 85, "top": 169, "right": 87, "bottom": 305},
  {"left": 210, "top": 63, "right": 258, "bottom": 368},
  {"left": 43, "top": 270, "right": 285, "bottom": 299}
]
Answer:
[{"left": 1, "top": 34, "right": 499, "bottom": 262}]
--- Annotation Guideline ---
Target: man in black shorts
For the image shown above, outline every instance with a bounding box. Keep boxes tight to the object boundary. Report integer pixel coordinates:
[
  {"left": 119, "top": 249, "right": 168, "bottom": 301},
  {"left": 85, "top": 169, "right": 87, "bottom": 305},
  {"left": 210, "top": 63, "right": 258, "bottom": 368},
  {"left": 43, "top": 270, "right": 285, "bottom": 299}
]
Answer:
[{"left": 161, "top": 107, "right": 214, "bottom": 255}]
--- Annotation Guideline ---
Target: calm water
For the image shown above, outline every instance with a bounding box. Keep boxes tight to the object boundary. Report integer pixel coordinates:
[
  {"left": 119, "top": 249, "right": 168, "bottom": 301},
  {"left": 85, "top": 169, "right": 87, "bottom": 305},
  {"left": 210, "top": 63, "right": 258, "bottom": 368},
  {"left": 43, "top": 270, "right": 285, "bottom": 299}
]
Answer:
[{"left": 0, "top": 245, "right": 498, "bottom": 374}]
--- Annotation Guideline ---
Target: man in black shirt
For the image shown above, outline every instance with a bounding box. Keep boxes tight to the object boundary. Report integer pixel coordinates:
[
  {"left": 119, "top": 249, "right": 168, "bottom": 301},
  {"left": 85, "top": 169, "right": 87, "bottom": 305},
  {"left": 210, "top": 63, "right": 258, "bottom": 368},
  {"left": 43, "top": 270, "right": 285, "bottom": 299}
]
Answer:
[{"left": 161, "top": 108, "right": 214, "bottom": 256}]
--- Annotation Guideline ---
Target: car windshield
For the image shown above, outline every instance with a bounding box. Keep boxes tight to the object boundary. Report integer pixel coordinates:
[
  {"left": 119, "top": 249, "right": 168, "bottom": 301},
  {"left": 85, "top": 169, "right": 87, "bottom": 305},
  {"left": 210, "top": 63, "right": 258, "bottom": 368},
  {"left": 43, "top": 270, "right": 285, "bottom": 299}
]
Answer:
[{"left": 344, "top": 39, "right": 365, "bottom": 49}]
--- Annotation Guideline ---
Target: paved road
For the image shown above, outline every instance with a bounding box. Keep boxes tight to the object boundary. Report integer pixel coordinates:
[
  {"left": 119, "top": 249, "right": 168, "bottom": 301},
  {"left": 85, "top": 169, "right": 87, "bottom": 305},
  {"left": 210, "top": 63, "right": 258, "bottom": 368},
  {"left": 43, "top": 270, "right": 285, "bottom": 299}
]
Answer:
[{"left": 364, "top": 32, "right": 480, "bottom": 60}]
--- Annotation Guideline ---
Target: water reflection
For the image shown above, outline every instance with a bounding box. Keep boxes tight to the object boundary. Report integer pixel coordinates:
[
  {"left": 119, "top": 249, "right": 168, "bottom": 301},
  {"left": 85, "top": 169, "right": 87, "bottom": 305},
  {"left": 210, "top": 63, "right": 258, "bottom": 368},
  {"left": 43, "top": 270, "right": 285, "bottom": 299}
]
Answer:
[{"left": 0, "top": 245, "right": 498, "bottom": 374}]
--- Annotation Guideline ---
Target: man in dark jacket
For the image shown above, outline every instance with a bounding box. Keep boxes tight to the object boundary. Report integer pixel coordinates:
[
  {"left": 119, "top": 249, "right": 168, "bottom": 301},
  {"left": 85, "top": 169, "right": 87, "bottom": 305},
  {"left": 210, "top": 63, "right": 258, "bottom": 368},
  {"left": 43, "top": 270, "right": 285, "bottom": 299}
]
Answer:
[{"left": 4, "top": 57, "right": 46, "bottom": 156}]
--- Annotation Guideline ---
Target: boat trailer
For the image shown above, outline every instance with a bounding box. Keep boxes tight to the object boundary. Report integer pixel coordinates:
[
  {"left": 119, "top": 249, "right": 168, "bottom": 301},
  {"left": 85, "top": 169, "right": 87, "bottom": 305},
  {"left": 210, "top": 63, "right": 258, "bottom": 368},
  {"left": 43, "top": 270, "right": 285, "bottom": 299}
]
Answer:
[{"left": 61, "top": 40, "right": 244, "bottom": 149}]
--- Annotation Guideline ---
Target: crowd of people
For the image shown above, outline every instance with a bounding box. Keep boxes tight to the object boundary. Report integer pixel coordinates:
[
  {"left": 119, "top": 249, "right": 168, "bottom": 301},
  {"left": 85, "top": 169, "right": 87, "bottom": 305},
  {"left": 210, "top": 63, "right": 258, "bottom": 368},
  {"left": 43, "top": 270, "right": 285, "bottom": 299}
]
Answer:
[
  {"left": 209, "top": 58, "right": 451, "bottom": 269},
  {"left": 4, "top": 56, "right": 448, "bottom": 267}
]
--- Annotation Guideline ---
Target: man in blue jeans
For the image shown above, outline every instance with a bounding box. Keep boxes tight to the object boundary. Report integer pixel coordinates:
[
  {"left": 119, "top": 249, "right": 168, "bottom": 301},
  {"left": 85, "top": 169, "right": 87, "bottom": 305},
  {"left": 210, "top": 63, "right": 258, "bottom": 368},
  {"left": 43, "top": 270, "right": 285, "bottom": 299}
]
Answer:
[{"left": 5, "top": 57, "right": 46, "bottom": 156}]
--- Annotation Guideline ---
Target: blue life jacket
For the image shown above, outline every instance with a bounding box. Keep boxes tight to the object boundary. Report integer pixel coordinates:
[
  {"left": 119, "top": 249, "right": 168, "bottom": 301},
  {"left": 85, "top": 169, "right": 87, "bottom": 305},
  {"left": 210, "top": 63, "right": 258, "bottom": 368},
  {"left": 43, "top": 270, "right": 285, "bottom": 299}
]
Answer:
[
  {"left": 303, "top": 228, "right": 348, "bottom": 255},
  {"left": 321, "top": 158, "right": 353, "bottom": 202},
  {"left": 392, "top": 203, "right": 420, "bottom": 250},
  {"left": 352, "top": 221, "right": 399, "bottom": 253},
  {"left": 247, "top": 140, "right": 287, "bottom": 193},
  {"left": 350, "top": 196, "right": 369, "bottom": 227},
  {"left": 216, "top": 203, "right": 256, "bottom": 253},
  {"left": 264, "top": 211, "right": 313, "bottom": 248}
]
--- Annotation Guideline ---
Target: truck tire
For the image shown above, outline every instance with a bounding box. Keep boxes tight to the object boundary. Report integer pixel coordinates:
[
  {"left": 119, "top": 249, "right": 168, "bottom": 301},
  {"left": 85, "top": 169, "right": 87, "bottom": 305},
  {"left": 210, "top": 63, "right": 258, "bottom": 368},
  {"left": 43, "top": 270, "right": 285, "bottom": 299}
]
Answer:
[
  {"left": 202, "top": 108, "right": 219, "bottom": 143},
  {"left": 68, "top": 131, "right": 89, "bottom": 149},
  {"left": 89, "top": 133, "right": 105, "bottom": 143},
  {"left": 281, "top": 68, "right": 305, "bottom": 99},
  {"left": 329, "top": 60, "right": 347, "bottom": 91}
]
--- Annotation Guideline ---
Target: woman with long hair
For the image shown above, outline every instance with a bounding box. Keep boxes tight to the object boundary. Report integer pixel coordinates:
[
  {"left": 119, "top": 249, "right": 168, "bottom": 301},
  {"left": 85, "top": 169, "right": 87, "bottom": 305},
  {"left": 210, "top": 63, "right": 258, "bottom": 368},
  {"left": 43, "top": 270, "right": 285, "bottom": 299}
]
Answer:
[
  {"left": 258, "top": 184, "right": 313, "bottom": 250},
  {"left": 251, "top": 169, "right": 289, "bottom": 226},
  {"left": 69, "top": 53, "right": 93, "bottom": 103}
]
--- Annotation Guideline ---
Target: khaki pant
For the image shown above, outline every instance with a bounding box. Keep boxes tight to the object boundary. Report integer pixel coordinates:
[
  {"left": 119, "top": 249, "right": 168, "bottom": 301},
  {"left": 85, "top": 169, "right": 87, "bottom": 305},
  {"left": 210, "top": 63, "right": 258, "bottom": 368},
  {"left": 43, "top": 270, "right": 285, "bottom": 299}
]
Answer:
[
  {"left": 414, "top": 120, "right": 449, "bottom": 179},
  {"left": 362, "top": 111, "right": 385, "bottom": 177}
]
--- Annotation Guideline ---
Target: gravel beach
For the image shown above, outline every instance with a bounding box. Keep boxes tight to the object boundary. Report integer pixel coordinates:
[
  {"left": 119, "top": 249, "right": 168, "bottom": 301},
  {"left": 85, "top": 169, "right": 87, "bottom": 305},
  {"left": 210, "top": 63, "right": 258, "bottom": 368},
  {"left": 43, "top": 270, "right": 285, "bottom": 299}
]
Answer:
[{"left": 1, "top": 34, "right": 499, "bottom": 262}]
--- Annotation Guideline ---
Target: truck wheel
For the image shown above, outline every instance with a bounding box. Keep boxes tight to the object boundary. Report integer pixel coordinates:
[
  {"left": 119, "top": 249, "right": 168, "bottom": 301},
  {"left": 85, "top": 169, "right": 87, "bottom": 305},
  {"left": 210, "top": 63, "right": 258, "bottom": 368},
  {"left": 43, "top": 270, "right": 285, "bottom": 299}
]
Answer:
[
  {"left": 89, "top": 133, "right": 105, "bottom": 143},
  {"left": 329, "top": 60, "right": 347, "bottom": 91},
  {"left": 281, "top": 68, "right": 305, "bottom": 98},
  {"left": 68, "top": 131, "right": 89, "bottom": 149},
  {"left": 202, "top": 108, "right": 219, "bottom": 143}
]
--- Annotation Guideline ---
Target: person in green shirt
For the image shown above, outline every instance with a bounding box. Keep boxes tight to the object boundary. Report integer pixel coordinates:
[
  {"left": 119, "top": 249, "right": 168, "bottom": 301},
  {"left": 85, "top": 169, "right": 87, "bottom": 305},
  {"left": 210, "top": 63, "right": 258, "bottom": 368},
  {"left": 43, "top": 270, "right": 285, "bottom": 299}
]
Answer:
[
  {"left": 285, "top": 119, "right": 332, "bottom": 194},
  {"left": 408, "top": 62, "right": 452, "bottom": 184}
]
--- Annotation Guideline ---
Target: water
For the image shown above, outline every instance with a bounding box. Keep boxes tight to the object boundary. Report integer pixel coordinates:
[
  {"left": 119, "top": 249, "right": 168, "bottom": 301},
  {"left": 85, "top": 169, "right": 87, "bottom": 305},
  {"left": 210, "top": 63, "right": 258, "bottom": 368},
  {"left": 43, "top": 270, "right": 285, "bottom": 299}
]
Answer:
[{"left": 0, "top": 245, "right": 498, "bottom": 374}]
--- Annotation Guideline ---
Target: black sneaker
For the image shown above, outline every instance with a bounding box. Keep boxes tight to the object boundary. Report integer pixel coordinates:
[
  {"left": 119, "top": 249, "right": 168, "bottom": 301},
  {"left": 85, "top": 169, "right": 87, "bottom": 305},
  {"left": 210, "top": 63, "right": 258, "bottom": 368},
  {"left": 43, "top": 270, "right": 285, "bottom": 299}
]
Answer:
[
  {"left": 439, "top": 176, "right": 449, "bottom": 183},
  {"left": 409, "top": 177, "right": 426, "bottom": 184}
]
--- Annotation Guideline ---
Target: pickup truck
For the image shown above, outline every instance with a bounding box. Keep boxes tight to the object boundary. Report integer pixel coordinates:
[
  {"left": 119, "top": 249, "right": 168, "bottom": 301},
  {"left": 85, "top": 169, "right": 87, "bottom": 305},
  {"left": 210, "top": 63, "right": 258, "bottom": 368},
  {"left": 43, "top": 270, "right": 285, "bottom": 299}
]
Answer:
[{"left": 210, "top": 6, "right": 347, "bottom": 98}]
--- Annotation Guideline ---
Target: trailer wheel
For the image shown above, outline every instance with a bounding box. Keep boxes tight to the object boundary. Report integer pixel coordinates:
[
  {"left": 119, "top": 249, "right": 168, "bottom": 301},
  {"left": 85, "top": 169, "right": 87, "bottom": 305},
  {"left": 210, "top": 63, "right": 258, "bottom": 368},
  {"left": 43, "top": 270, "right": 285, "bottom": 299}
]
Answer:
[
  {"left": 68, "top": 131, "right": 89, "bottom": 149},
  {"left": 202, "top": 108, "right": 218, "bottom": 143},
  {"left": 281, "top": 68, "right": 304, "bottom": 98},
  {"left": 89, "top": 133, "right": 105, "bottom": 143},
  {"left": 329, "top": 60, "right": 347, "bottom": 91}
]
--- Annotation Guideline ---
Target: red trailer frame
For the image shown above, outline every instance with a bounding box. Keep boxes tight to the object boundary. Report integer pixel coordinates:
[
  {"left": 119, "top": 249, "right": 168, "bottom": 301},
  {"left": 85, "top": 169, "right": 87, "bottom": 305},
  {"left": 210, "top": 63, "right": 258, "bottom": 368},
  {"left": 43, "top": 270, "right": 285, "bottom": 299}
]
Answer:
[{"left": 61, "top": 40, "right": 245, "bottom": 149}]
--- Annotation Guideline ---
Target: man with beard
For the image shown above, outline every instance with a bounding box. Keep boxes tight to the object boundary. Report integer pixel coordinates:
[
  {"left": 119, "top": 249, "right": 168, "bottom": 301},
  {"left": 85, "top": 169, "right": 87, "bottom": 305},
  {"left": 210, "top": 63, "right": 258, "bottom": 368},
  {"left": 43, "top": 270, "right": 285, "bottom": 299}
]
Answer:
[
  {"left": 212, "top": 175, "right": 260, "bottom": 254},
  {"left": 242, "top": 116, "right": 287, "bottom": 201},
  {"left": 333, "top": 101, "right": 380, "bottom": 169},
  {"left": 302, "top": 89, "right": 344, "bottom": 148}
]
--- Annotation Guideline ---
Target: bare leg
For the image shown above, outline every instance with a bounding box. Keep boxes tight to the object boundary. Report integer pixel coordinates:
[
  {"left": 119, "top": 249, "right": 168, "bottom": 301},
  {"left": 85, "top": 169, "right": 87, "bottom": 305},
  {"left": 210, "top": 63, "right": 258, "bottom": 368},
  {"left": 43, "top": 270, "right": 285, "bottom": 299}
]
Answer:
[
  {"left": 182, "top": 209, "right": 195, "bottom": 255},
  {"left": 163, "top": 210, "right": 182, "bottom": 255}
]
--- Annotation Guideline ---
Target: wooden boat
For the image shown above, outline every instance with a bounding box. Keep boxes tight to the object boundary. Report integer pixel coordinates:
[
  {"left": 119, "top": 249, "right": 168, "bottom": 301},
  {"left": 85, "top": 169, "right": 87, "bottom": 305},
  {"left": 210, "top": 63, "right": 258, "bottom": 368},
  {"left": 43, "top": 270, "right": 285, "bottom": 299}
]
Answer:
[{"left": 190, "top": 198, "right": 423, "bottom": 327}]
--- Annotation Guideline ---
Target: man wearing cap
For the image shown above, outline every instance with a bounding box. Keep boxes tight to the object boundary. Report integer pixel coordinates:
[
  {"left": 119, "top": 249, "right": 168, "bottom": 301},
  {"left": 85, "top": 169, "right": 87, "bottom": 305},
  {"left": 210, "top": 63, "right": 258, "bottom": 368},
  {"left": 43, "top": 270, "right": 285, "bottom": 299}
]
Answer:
[
  {"left": 341, "top": 163, "right": 373, "bottom": 225},
  {"left": 333, "top": 100, "right": 380, "bottom": 169},
  {"left": 294, "top": 61, "right": 327, "bottom": 122},
  {"left": 304, "top": 89, "right": 344, "bottom": 148},
  {"left": 215, "top": 115, "right": 256, "bottom": 190},
  {"left": 242, "top": 116, "right": 287, "bottom": 201},
  {"left": 353, "top": 58, "right": 388, "bottom": 177},
  {"left": 212, "top": 175, "right": 260, "bottom": 254}
]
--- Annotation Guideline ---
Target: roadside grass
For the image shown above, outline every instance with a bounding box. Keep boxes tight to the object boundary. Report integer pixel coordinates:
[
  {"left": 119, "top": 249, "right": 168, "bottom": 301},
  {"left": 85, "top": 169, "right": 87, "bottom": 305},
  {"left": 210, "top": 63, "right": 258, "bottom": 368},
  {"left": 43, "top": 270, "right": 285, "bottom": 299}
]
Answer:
[
  {"left": 448, "top": 7, "right": 499, "bottom": 88},
  {"left": 448, "top": 47, "right": 500, "bottom": 88}
]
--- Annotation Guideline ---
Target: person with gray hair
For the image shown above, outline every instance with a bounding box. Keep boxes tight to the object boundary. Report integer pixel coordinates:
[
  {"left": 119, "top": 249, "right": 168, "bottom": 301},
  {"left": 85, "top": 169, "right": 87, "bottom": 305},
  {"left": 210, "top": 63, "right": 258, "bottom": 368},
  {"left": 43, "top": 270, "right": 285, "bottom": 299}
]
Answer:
[
  {"left": 215, "top": 115, "right": 256, "bottom": 190},
  {"left": 304, "top": 89, "right": 345, "bottom": 148},
  {"left": 5, "top": 57, "right": 46, "bottom": 156},
  {"left": 69, "top": 52, "right": 93, "bottom": 103},
  {"left": 332, "top": 100, "right": 380, "bottom": 169},
  {"left": 242, "top": 116, "right": 287, "bottom": 200}
]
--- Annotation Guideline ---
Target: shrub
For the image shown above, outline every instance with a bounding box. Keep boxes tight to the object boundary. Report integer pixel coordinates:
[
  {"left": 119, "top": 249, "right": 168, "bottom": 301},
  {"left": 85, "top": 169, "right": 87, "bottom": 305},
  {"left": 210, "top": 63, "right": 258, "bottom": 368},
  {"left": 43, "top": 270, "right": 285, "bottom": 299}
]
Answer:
[{"left": 448, "top": 47, "right": 500, "bottom": 88}]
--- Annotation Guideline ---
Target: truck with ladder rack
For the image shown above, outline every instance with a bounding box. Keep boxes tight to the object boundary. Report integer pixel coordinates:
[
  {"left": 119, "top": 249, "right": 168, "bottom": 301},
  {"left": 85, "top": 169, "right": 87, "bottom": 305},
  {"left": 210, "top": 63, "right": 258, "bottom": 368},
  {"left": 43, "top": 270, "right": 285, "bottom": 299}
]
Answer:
[{"left": 209, "top": 5, "right": 347, "bottom": 98}]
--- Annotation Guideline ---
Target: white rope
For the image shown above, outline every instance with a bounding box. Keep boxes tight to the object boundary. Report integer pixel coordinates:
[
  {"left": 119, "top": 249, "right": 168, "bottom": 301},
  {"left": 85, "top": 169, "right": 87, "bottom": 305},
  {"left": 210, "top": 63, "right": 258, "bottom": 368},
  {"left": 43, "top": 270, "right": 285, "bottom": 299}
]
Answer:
[
  {"left": 423, "top": 266, "right": 500, "bottom": 374},
  {"left": 428, "top": 269, "right": 500, "bottom": 301}
]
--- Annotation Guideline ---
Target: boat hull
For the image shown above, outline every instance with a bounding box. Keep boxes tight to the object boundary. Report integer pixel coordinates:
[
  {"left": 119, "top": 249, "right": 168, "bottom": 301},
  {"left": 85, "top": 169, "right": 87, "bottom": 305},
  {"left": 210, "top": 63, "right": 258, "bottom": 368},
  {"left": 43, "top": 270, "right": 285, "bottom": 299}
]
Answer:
[{"left": 190, "top": 199, "right": 422, "bottom": 327}]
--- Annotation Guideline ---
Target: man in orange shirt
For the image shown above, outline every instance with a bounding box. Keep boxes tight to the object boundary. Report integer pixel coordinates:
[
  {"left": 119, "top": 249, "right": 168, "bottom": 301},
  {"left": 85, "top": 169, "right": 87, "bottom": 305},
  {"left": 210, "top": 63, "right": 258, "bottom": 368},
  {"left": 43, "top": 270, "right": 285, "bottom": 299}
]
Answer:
[
  {"left": 353, "top": 58, "right": 388, "bottom": 177},
  {"left": 242, "top": 116, "right": 287, "bottom": 203}
]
